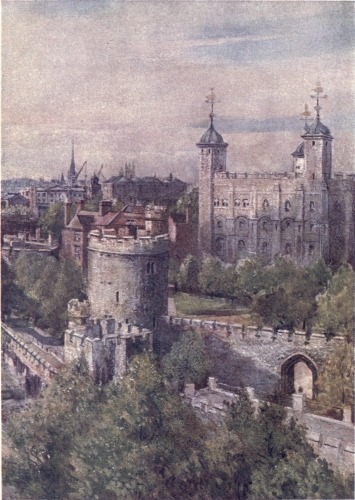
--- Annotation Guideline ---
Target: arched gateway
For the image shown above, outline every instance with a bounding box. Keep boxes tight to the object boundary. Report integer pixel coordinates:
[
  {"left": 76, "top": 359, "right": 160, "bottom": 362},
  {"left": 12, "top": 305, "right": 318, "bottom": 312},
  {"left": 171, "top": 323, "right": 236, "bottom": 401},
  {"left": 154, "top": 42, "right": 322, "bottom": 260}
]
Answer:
[{"left": 281, "top": 353, "right": 318, "bottom": 399}]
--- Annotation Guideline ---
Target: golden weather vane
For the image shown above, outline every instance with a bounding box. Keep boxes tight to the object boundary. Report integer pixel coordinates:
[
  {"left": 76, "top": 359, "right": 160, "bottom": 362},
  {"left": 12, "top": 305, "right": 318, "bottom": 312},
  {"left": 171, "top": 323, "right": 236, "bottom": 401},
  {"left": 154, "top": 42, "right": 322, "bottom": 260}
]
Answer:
[
  {"left": 300, "top": 103, "right": 311, "bottom": 129},
  {"left": 205, "top": 88, "right": 220, "bottom": 123},
  {"left": 310, "top": 82, "right": 327, "bottom": 121}
]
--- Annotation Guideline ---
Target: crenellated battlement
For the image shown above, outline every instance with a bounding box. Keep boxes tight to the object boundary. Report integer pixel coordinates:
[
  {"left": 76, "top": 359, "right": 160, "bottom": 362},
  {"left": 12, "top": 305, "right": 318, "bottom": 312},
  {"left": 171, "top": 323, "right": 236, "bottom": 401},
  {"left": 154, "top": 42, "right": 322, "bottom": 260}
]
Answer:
[
  {"left": 88, "top": 229, "right": 169, "bottom": 255},
  {"left": 216, "top": 171, "right": 296, "bottom": 181}
]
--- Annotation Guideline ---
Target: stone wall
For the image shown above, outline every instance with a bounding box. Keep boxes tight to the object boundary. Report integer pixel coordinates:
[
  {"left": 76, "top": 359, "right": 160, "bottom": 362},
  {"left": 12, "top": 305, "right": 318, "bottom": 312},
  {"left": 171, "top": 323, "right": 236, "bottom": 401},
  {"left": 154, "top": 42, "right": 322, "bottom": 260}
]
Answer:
[
  {"left": 184, "top": 379, "right": 354, "bottom": 473},
  {"left": 162, "top": 316, "right": 345, "bottom": 398}
]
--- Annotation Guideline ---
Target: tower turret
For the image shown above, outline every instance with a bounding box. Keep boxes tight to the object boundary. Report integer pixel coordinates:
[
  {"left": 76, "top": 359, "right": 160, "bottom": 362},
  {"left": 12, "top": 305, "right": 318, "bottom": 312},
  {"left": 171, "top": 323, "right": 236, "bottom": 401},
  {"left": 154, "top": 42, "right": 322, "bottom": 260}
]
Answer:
[
  {"left": 197, "top": 88, "right": 228, "bottom": 255},
  {"left": 301, "top": 83, "right": 333, "bottom": 181}
]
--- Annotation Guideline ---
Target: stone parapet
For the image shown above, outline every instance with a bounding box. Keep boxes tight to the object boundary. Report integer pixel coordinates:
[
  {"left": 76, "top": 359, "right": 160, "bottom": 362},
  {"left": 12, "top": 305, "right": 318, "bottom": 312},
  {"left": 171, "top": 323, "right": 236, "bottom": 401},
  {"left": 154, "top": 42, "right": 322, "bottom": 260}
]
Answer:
[
  {"left": 88, "top": 230, "right": 169, "bottom": 255},
  {"left": 216, "top": 171, "right": 296, "bottom": 181}
]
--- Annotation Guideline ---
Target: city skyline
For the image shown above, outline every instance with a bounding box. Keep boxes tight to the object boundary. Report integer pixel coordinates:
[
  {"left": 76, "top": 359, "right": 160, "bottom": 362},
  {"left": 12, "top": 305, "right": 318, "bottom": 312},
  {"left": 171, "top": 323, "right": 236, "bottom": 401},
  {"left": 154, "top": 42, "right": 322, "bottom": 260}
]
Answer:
[{"left": 2, "top": 1, "right": 354, "bottom": 183}]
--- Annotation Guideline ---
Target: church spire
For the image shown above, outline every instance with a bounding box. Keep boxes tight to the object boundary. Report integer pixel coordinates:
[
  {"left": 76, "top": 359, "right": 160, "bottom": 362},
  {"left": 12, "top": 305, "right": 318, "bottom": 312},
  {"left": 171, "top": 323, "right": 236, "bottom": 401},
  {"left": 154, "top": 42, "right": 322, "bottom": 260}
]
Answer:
[{"left": 67, "top": 138, "right": 77, "bottom": 186}]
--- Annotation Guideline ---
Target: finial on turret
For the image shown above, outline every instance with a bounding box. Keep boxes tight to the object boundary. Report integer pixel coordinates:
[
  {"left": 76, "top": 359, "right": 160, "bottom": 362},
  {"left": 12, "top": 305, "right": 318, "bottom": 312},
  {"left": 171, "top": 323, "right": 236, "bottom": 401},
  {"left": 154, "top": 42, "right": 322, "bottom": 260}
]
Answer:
[
  {"left": 300, "top": 103, "right": 311, "bottom": 130},
  {"left": 205, "top": 88, "right": 219, "bottom": 126},
  {"left": 310, "top": 82, "right": 327, "bottom": 122}
]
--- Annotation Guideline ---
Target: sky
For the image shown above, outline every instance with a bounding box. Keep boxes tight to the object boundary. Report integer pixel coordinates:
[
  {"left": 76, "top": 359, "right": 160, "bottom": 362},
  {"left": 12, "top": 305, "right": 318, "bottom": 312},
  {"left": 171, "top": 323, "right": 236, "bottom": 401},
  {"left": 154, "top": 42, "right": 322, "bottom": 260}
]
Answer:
[{"left": 2, "top": 1, "right": 354, "bottom": 184}]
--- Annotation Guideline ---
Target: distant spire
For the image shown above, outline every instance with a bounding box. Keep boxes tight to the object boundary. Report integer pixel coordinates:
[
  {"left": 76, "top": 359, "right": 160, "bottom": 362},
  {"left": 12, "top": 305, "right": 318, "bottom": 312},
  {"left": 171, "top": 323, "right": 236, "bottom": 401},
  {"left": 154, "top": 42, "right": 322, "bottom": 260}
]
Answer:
[
  {"left": 300, "top": 103, "right": 311, "bottom": 130},
  {"left": 205, "top": 88, "right": 219, "bottom": 127},
  {"left": 310, "top": 82, "right": 327, "bottom": 122}
]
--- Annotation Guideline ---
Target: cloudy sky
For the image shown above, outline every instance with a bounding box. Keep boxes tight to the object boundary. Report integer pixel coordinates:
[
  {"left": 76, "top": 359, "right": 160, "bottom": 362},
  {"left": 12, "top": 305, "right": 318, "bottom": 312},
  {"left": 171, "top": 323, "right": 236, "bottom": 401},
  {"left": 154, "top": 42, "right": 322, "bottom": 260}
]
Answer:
[{"left": 2, "top": 1, "right": 354, "bottom": 183}]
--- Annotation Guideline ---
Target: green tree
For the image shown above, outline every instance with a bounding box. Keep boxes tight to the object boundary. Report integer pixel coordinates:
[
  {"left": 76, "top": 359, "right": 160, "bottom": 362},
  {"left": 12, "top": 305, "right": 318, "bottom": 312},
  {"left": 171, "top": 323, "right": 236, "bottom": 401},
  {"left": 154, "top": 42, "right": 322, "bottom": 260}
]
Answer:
[
  {"left": 72, "top": 354, "right": 207, "bottom": 499},
  {"left": 162, "top": 330, "right": 212, "bottom": 391},
  {"left": 172, "top": 188, "right": 199, "bottom": 223},
  {"left": 13, "top": 254, "right": 84, "bottom": 337},
  {"left": 316, "top": 264, "right": 354, "bottom": 336},
  {"left": 178, "top": 254, "right": 200, "bottom": 292},
  {"left": 3, "top": 357, "right": 101, "bottom": 500},
  {"left": 317, "top": 343, "right": 354, "bottom": 409},
  {"left": 38, "top": 202, "right": 64, "bottom": 240},
  {"left": 198, "top": 256, "right": 224, "bottom": 296},
  {"left": 235, "top": 257, "right": 266, "bottom": 302}
]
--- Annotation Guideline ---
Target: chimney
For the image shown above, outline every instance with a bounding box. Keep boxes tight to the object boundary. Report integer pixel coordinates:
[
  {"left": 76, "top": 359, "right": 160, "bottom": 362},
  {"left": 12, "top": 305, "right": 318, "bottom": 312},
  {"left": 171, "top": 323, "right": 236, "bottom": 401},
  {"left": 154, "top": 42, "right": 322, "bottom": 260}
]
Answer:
[
  {"left": 64, "top": 202, "right": 73, "bottom": 226},
  {"left": 99, "top": 200, "right": 113, "bottom": 216}
]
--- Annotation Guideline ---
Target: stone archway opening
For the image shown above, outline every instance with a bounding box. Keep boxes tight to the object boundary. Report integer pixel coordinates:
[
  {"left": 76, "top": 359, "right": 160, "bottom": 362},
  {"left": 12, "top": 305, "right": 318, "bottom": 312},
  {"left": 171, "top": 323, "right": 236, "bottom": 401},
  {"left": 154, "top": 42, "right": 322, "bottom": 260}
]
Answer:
[{"left": 281, "top": 354, "right": 318, "bottom": 399}]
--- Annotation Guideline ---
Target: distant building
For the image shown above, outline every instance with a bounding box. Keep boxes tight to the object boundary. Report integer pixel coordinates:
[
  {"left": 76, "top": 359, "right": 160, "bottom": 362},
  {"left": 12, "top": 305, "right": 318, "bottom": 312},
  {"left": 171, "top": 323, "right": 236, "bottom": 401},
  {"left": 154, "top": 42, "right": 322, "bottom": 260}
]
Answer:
[
  {"left": 198, "top": 86, "right": 355, "bottom": 266},
  {"left": 1, "top": 193, "right": 29, "bottom": 209},
  {"left": 61, "top": 201, "right": 168, "bottom": 274},
  {"left": 102, "top": 172, "right": 187, "bottom": 206}
]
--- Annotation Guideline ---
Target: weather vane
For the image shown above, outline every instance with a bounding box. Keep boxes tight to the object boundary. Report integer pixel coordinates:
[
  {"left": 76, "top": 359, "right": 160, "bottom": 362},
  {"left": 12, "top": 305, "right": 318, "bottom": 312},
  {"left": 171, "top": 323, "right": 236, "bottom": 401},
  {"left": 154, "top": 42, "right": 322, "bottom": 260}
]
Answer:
[
  {"left": 205, "top": 88, "right": 220, "bottom": 123},
  {"left": 300, "top": 103, "right": 311, "bottom": 129},
  {"left": 310, "top": 82, "right": 327, "bottom": 121}
]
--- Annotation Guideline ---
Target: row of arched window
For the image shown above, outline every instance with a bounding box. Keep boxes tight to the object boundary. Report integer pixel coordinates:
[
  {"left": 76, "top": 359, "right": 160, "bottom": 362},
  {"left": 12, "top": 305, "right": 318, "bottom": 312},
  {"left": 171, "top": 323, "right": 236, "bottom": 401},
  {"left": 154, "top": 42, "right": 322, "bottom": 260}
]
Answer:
[
  {"left": 215, "top": 238, "right": 316, "bottom": 257},
  {"left": 214, "top": 198, "right": 316, "bottom": 212}
]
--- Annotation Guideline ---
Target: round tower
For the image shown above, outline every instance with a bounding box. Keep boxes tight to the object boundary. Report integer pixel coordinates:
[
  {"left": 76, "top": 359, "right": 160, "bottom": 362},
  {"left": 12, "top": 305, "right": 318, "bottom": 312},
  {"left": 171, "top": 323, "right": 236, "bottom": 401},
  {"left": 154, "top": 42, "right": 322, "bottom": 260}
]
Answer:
[
  {"left": 197, "top": 88, "right": 228, "bottom": 256},
  {"left": 87, "top": 230, "right": 169, "bottom": 329}
]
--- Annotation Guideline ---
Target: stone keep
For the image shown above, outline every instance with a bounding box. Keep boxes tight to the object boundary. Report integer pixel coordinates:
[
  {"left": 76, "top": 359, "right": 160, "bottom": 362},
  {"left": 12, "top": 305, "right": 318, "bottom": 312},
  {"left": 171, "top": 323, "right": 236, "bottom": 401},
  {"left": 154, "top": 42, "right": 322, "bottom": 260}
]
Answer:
[
  {"left": 197, "top": 85, "right": 355, "bottom": 266},
  {"left": 87, "top": 229, "right": 169, "bottom": 329}
]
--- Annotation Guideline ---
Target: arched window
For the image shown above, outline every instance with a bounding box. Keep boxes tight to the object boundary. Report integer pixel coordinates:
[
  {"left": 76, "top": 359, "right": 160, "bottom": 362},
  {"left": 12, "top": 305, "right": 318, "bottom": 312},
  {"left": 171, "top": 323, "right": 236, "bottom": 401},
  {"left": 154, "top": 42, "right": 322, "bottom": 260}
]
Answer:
[
  {"left": 217, "top": 219, "right": 223, "bottom": 228},
  {"left": 222, "top": 198, "right": 228, "bottom": 207},
  {"left": 238, "top": 240, "right": 245, "bottom": 250},
  {"left": 262, "top": 242, "right": 268, "bottom": 253},
  {"left": 285, "top": 200, "right": 291, "bottom": 212},
  {"left": 234, "top": 199, "right": 240, "bottom": 207},
  {"left": 310, "top": 223, "right": 314, "bottom": 232},
  {"left": 308, "top": 245, "right": 315, "bottom": 256},
  {"left": 310, "top": 201, "right": 315, "bottom": 212},
  {"left": 116, "top": 291, "right": 119, "bottom": 303},
  {"left": 262, "top": 220, "right": 268, "bottom": 231},
  {"left": 214, "top": 199, "right": 220, "bottom": 207},
  {"left": 239, "top": 220, "right": 245, "bottom": 230},
  {"left": 285, "top": 243, "right": 292, "bottom": 254},
  {"left": 242, "top": 199, "right": 249, "bottom": 208},
  {"left": 262, "top": 199, "right": 269, "bottom": 209}
]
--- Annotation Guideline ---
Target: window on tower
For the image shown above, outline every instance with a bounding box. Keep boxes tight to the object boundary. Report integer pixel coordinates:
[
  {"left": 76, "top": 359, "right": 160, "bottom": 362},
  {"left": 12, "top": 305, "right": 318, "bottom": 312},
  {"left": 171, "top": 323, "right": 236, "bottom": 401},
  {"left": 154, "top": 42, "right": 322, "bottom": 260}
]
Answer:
[
  {"left": 147, "top": 261, "right": 155, "bottom": 274},
  {"left": 308, "top": 245, "right": 315, "bottom": 256},
  {"left": 242, "top": 199, "right": 249, "bottom": 208},
  {"left": 234, "top": 199, "right": 240, "bottom": 207},
  {"left": 238, "top": 240, "right": 245, "bottom": 250},
  {"left": 310, "top": 201, "right": 315, "bottom": 211},
  {"left": 285, "top": 243, "right": 292, "bottom": 254},
  {"left": 262, "top": 242, "right": 268, "bottom": 253},
  {"left": 285, "top": 200, "right": 291, "bottom": 212},
  {"left": 262, "top": 199, "right": 269, "bottom": 209}
]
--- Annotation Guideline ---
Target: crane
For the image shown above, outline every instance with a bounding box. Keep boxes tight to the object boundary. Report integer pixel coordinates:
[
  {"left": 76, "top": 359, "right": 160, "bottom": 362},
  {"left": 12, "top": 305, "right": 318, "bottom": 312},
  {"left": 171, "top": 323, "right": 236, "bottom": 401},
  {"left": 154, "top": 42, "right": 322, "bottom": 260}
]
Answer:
[
  {"left": 97, "top": 164, "right": 107, "bottom": 183},
  {"left": 73, "top": 160, "right": 87, "bottom": 184}
]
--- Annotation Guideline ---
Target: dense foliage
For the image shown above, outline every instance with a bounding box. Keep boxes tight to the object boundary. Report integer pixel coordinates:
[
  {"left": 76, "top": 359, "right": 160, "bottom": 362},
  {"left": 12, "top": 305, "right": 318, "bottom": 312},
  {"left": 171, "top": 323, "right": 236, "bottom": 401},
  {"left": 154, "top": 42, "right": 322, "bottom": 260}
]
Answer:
[
  {"left": 4, "top": 354, "right": 352, "bottom": 500},
  {"left": 171, "top": 255, "right": 353, "bottom": 336},
  {"left": 4, "top": 253, "right": 84, "bottom": 337},
  {"left": 38, "top": 202, "right": 65, "bottom": 240}
]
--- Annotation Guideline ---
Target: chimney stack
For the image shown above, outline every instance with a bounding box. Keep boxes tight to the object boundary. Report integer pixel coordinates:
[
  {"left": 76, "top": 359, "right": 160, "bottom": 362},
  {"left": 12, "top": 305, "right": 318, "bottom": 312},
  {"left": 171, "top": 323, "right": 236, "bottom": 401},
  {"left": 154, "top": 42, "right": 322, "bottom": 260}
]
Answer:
[
  {"left": 99, "top": 200, "right": 113, "bottom": 216},
  {"left": 64, "top": 202, "right": 73, "bottom": 226}
]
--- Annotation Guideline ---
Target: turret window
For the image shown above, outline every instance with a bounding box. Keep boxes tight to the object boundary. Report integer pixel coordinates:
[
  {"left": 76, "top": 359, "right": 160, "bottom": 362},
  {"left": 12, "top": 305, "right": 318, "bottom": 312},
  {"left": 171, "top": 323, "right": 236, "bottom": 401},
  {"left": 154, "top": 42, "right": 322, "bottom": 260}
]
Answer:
[
  {"left": 242, "top": 199, "right": 249, "bottom": 208},
  {"left": 262, "top": 199, "right": 269, "bottom": 209},
  {"left": 285, "top": 200, "right": 291, "bottom": 212},
  {"left": 147, "top": 261, "right": 155, "bottom": 274}
]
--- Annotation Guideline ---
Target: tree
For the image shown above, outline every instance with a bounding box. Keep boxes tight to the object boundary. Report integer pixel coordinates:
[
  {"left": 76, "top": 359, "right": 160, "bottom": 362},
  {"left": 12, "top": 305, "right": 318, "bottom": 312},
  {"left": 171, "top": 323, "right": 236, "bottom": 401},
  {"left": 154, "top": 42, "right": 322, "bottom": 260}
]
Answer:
[
  {"left": 3, "top": 357, "right": 101, "bottom": 500},
  {"left": 317, "top": 343, "right": 354, "bottom": 409},
  {"left": 178, "top": 254, "right": 200, "bottom": 292},
  {"left": 13, "top": 253, "right": 84, "bottom": 337},
  {"left": 198, "top": 256, "right": 224, "bottom": 296},
  {"left": 38, "top": 202, "right": 64, "bottom": 240},
  {"left": 316, "top": 264, "right": 354, "bottom": 336},
  {"left": 171, "top": 188, "right": 199, "bottom": 223},
  {"left": 162, "top": 330, "right": 212, "bottom": 391},
  {"left": 71, "top": 354, "right": 207, "bottom": 499}
]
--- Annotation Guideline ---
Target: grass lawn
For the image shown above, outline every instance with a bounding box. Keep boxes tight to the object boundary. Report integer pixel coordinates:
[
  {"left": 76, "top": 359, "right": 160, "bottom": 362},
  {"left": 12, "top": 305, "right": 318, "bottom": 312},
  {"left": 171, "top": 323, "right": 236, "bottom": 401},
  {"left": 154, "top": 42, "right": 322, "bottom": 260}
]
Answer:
[{"left": 174, "top": 293, "right": 257, "bottom": 324}]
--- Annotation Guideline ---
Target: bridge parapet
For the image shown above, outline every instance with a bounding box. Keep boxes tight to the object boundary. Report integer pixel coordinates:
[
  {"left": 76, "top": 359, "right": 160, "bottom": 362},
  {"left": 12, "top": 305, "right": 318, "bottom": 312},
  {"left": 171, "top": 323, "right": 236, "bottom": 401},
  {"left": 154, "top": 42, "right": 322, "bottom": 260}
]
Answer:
[{"left": 2, "top": 324, "right": 62, "bottom": 383}]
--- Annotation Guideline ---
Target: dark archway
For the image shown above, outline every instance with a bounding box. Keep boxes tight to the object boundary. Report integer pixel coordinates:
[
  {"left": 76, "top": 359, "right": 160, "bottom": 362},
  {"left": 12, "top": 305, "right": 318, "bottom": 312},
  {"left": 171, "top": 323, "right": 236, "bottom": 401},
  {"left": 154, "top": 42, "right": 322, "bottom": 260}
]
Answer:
[{"left": 281, "top": 353, "right": 318, "bottom": 399}]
